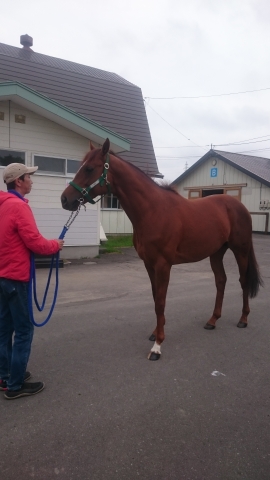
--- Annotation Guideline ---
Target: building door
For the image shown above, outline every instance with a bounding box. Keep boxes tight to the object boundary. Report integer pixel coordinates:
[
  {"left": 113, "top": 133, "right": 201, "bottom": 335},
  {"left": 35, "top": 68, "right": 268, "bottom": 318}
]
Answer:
[
  {"left": 188, "top": 187, "right": 242, "bottom": 201},
  {"left": 202, "top": 189, "right": 223, "bottom": 197}
]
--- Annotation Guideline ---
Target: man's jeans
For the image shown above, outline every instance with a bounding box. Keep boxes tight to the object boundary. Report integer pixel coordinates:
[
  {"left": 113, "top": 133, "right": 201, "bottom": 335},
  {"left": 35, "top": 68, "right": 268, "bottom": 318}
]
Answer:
[{"left": 0, "top": 278, "right": 34, "bottom": 391}]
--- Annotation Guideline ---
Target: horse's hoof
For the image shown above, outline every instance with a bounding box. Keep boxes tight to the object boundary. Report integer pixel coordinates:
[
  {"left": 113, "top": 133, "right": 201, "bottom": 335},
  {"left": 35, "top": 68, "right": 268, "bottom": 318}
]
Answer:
[
  {"left": 204, "top": 323, "right": 215, "bottom": 330},
  {"left": 149, "top": 334, "right": 156, "bottom": 341},
  {"left": 237, "top": 321, "right": 247, "bottom": 328},
  {"left": 148, "top": 352, "right": 161, "bottom": 361}
]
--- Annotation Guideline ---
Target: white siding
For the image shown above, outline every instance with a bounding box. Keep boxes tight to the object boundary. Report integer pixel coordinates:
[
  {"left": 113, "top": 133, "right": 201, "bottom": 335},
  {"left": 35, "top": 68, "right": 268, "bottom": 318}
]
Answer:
[
  {"left": 0, "top": 100, "right": 90, "bottom": 160},
  {"left": 0, "top": 100, "right": 100, "bottom": 247},
  {"left": 32, "top": 207, "right": 98, "bottom": 246},
  {"left": 100, "top": 210, "right": 133, "bottom": 235}
]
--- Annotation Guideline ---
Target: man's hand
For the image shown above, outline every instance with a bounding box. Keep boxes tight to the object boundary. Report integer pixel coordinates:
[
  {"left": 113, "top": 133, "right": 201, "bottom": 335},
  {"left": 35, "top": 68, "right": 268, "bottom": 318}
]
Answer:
[{"left": 56, "top": 239, "right": 65, "bottom": 250}]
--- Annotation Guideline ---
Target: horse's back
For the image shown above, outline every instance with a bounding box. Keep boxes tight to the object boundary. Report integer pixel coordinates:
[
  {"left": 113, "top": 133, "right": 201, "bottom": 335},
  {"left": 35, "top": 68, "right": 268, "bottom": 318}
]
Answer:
[
  {"left": 182, "top": 194, "right": 251, "bottom": 226},
  {"left": 167, "top": 193, "right": 252, "bottom": 263}
]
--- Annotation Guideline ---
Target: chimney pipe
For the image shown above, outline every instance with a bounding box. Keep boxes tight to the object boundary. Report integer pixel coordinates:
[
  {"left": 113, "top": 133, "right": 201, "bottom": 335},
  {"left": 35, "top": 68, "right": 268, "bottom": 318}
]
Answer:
[{"left": 20, "top": 34, "right": 33, "bottom": 50}]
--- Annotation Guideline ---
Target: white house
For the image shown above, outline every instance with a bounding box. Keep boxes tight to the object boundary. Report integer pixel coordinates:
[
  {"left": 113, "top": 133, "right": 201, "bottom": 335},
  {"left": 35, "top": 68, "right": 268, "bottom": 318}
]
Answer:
[
  {"left": 0, "top": 83, "right": 130, "bottom": 258},
  {"left": 0, "top": 36, "right": 162, "bottom": 258},
  {"left": 171, "top": 149, "right": 270, "bottom": 233}
]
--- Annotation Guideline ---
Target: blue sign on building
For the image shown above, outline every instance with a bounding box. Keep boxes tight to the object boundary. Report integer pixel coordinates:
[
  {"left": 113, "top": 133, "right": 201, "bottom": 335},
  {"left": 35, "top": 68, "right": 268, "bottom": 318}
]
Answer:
[{"left": 211, "top": 168, "right": 218, "bottom": 178}]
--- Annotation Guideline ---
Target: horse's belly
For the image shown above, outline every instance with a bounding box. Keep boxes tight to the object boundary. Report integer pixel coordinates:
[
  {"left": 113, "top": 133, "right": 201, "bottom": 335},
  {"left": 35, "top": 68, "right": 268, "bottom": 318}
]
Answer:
[{"left": 174, "top": 230, "right": 229, "bottom": 264}]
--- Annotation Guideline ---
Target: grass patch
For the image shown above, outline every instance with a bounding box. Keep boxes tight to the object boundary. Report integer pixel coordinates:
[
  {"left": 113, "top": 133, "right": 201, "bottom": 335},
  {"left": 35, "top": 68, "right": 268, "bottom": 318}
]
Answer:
[{"left": 102, "top": 235, "right": 133, "bottom": 253}]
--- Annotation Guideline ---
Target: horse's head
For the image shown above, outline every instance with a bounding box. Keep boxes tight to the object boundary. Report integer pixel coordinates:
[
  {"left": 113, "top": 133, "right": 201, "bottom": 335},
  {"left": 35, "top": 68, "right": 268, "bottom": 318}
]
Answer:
[{"left": 61, "top": 138, "right": 111, "bottom": 211}]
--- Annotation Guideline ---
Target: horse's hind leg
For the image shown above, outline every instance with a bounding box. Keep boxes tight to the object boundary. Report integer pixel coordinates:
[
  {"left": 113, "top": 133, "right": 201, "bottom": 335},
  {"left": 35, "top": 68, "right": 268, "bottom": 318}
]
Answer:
[
  {"left": 205, "top": 244, "right": 228, "bottom": 330},
  {"left": 232, "top": 250, "right": 250, "bottom": 328}
]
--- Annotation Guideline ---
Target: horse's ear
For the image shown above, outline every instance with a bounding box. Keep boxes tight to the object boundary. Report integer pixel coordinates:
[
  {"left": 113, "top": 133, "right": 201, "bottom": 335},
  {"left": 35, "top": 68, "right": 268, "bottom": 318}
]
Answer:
[
  {"left": 102, "top": 138, "right": 110, "bottom": 157},
  {"left": 90, "top": 142, "right": 95, "bottom": 151}
]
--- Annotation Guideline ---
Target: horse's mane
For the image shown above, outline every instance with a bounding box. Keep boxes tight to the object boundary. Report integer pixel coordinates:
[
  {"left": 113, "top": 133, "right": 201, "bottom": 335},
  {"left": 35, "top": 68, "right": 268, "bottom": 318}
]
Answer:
[
  {"left": 158, "top": 181, "right": 179, "bottom": 194},
  {"left": 109, "top": 150, "right": 179, "bottom": 196}
]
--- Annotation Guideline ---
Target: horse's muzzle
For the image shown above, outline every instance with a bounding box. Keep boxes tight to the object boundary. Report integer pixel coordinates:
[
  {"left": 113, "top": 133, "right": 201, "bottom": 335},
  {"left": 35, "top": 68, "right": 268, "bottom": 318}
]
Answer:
[{"left": 61, "top": 194, "right": 78, "bottom": 211}]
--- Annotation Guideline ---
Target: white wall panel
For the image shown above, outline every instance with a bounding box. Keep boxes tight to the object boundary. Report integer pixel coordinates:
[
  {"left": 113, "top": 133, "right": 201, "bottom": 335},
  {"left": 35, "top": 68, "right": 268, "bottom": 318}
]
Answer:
[
  {"left": 0, "top": 101, "right": 100, "bottom": 245},
  {"left": 0, "top": 101, "right": 90, "bottom": 160},
  {"left": 32, "top": 207, "right": 98, "bottom": 246},
  {"left": 100, "top": 210, "right": 133, "bottom": 235}
]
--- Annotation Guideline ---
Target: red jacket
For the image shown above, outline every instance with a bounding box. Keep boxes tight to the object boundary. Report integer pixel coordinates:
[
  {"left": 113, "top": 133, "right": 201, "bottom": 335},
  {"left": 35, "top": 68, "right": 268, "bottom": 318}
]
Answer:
[{"left": 0, "top": 191, "right": 60, "bottom": 282}]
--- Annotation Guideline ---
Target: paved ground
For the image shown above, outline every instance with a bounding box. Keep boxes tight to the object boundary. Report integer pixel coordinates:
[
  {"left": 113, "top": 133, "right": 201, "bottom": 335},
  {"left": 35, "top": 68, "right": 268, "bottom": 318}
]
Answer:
[{"left": 1, "top": 234, "right": 270, "bottom": 480}]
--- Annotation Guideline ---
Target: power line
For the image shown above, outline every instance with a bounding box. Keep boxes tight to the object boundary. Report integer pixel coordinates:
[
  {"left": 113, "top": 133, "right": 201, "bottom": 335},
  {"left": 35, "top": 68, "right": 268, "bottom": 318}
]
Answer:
[
  {"left": 156, "top": 155, "right": 202, "bottom": 159},
  {"left": 214, "top": 138, "right": 270, "bottom": 147},
  {"left": 236, "top": 147, "right": 270, "bottom": 155},
  {"left": 145, "top": 97, "right": 270, "bottom": 155},
  {"left": 217, "top": 134, "right": 270, "bottom": 143},
  {"left": 155, "top": 145, "right": 206, "bottom": 148},
  {"left": 155, "top": 135, "right": 270, "bottom": 149},
  {"left": 156, "top": 148, "right": 270, "bottom": 158},
  {"left": 145, "top": 86, "right": 270, "bottom": 100},
  {"left": 213, "top": 135, "right": 270, "bottom": 147},
  {"left": 145, "top": 101, "right": 203, "bottom": 148}
]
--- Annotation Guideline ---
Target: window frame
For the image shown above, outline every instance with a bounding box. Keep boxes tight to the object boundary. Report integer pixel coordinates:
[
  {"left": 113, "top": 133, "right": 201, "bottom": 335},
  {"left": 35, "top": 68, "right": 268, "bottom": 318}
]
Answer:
[
  {"left": 101, "top": 193, "right": 122, "bottom": 210},
  {"left": 187, "top": 186, "right": 242, "bottom": 201},
  {"left": 32, "top": 154, "right": 81, "bottom": 178},
  {"left": 0, "top": 149, "right": 26, "bottom": 168}
]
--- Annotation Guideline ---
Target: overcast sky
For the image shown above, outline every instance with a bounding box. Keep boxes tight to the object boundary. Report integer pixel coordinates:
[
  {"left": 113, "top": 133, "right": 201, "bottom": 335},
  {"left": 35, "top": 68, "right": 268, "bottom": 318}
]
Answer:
[{"left": 2, "top": 0, "right": 270, "bottom": 181}]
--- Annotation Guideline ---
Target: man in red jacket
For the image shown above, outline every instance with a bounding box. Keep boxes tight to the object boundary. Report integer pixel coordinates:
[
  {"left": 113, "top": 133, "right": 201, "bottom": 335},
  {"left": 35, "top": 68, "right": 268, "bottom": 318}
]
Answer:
[{"left": 0, "top": 163, "right": 64, "bottom": 399}]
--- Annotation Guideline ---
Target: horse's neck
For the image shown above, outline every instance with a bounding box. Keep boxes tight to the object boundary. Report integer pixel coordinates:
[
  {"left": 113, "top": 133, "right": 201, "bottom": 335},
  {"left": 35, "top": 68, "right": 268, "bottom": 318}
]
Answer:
[{"left": 109, "top": 156, "right": 159, "bottom": 225}]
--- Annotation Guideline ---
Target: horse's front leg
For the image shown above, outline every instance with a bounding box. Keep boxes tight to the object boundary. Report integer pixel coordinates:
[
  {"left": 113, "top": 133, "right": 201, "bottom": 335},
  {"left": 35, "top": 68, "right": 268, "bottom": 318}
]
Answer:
[{"left": 147, "top": 261, "right": 171, "bottom": 361}]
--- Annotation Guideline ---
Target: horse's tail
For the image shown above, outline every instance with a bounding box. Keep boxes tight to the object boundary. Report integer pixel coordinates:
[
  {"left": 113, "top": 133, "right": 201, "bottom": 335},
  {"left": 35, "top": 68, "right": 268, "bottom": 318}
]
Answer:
[{"left": 247, "top": 242, "right": 264, "bottom": 298}]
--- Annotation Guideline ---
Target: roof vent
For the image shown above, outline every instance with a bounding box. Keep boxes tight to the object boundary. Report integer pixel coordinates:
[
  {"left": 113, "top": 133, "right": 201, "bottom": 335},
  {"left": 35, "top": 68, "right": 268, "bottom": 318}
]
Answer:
[{"left": 20, "top": 34, "right": 33, "bottom": 50}]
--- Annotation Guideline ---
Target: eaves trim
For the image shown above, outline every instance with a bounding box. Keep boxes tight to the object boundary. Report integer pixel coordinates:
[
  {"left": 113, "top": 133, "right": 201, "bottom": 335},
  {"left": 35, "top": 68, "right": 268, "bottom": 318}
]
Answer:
[{"left": 0, "top": 81, "right": 130, "bottom": 152}]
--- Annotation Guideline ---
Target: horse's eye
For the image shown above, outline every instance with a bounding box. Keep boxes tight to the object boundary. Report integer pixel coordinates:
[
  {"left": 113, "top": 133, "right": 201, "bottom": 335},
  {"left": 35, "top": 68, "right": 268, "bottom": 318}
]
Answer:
[{"left": 86, "top": 167, "right": 94, "bottom": 173}]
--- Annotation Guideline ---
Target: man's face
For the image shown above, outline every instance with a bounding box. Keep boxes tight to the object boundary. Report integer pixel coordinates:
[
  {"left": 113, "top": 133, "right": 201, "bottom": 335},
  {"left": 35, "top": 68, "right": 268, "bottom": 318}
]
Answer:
[{"left": 17, "top": 174, "right": 33, "bottom": 195}]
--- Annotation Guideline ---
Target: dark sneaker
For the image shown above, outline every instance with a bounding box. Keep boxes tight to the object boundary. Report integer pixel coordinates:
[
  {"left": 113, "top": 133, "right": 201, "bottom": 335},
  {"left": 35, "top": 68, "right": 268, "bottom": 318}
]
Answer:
[
  {"left": 0, "top": 379, "right": 7, "bottom": 391},
  {"left": 24, "top": 371, "right": 31, "bottom": 381},
  {"left": 4, "top": 382, "right": 45, "bottom": 399},
  {"left": 0, "top": 371, "right": 31, "bottom": 390}
]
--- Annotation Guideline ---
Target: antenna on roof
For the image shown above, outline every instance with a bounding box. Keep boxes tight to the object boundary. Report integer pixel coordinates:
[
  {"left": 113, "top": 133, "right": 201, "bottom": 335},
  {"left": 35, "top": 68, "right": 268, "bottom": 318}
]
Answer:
[{"left": 20, "top": 34, "right": 33, "bottom": 50}]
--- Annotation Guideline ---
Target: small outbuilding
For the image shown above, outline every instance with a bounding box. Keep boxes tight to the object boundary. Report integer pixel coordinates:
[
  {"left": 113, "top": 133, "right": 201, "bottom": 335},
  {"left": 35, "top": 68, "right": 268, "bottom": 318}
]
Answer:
[{"left": 171, "top": 149, "right": 270, "bottom": 234}]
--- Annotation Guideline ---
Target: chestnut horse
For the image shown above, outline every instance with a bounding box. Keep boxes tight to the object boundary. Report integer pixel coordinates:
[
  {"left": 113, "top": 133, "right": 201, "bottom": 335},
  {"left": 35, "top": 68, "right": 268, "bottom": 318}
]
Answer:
[{"left": 61, "top": 138, "right": 262, "bottom": 360}]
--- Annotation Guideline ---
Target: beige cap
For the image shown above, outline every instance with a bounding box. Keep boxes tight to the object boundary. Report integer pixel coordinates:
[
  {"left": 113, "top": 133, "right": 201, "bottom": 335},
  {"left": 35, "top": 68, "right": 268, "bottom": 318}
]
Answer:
[{"left": 3, "top": 163, "right": 38, "bottom": 184}]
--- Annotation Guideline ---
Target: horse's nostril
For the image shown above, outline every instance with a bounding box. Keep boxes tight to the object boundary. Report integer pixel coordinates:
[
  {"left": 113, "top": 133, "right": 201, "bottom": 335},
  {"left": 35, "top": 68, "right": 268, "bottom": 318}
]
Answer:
[{"left": 61, "top": 195, "right": 67, "bottom": 206}]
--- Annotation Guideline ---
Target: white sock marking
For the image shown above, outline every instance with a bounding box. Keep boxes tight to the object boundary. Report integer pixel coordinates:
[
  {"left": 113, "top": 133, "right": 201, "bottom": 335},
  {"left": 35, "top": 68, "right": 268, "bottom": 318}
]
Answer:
[{"left": 151, "top": 341, "right": 161, "bottom": 355}]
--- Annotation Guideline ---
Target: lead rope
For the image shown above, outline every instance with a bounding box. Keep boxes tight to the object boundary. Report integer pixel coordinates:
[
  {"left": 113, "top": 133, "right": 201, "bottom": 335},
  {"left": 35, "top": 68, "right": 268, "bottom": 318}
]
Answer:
[{"left": 28, "top": 200, "right": 85, "bottom": 327}]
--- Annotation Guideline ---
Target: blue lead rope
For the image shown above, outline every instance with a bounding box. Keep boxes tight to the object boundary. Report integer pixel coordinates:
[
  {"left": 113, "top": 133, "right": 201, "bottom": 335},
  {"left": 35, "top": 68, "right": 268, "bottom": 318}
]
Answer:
[{"left": 28, "top": 206, "right": 83, "bottom": 327}]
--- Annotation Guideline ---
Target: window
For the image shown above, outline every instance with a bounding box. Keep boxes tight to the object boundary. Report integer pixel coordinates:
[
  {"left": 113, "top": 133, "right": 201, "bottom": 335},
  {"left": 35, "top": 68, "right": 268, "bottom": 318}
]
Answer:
[
  {"left": 34, "top": 156, "right": 65, "bottom": 175},
  {"left": 187, "top": 186, "right": 242, "bottom": 201},
  {"left": 101, "top": 194, "right": 121, "bottom": 209},
  {"left": 67, "top": 159, "right": 80, "bottom": 175},
  {"left": 34, "top": 156, "right": 80, "bottom": 176},
  {"left": 188, "top": 189, "right": 201, "bottom": 199},
  {"left": 0, "top": 150, "right": 25, "bottom": 167}
]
